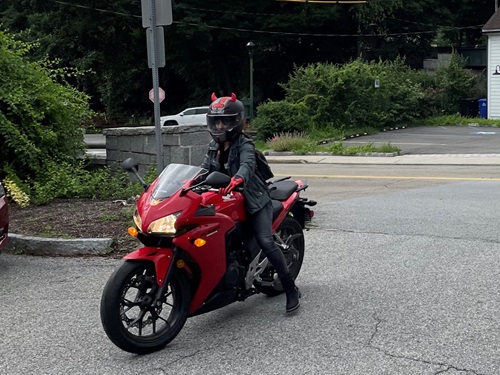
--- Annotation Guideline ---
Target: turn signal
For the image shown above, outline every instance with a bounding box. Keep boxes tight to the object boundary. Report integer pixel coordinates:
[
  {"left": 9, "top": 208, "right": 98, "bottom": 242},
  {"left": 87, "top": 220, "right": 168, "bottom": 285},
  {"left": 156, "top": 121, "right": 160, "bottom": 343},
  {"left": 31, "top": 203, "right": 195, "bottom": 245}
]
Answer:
[
  {"left": 193, "top": 238, "right": 206, "bottom": 247},
  {"left": 176, "top": 260, "right": 185, "bottom": 268},
  {"left": 128, "top": 227, "right": 138, "bottom": 237}
]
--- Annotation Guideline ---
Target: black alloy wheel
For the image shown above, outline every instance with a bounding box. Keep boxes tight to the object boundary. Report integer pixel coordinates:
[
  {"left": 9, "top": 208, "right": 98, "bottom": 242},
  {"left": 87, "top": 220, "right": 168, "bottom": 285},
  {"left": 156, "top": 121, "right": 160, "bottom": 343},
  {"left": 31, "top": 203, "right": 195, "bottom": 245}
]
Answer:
[{"left": 100, "top": 260, "right": 191, "bottom": 354}]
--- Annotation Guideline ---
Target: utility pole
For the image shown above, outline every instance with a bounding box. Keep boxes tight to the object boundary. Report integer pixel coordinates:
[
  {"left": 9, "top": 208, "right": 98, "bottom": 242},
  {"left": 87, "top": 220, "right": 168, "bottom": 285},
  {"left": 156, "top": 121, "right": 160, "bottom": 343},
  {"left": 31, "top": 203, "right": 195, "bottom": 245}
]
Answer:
[{"left": 141, "top": 0, "right": 172, "bottom": 174}]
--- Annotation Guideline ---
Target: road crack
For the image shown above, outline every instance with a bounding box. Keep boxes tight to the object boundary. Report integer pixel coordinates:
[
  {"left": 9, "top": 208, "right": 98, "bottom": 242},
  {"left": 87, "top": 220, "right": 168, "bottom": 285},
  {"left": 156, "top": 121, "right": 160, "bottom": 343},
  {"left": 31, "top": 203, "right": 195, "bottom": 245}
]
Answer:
[
  {"left": 322, "top": 227, "right": 500, "bottom": 245},
  {"left": 368, "top": 313, "right": 487, "bottom": 375}
]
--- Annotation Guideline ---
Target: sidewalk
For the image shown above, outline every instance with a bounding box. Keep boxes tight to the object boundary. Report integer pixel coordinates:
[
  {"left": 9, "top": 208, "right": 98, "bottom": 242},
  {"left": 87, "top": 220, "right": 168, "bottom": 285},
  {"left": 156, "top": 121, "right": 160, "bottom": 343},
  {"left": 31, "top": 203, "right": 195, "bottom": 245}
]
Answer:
[{"left": 265, "top": 153, "right": 500, "bottom": 166}]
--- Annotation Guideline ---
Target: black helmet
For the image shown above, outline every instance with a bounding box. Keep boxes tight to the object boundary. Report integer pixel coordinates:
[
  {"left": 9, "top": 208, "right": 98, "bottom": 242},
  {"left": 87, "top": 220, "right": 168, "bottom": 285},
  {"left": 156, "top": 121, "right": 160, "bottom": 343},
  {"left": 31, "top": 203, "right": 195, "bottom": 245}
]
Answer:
[{"left": 207, "top": 92, "right": 245, "bottom": 143}]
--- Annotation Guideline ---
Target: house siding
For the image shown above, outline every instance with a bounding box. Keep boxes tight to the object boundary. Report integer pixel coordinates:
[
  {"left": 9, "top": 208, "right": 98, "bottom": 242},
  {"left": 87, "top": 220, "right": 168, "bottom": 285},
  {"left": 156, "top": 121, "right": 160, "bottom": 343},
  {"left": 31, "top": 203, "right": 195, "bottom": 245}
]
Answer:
[{"left": 488, "top": 34, "right": 500, "bottom": 118}]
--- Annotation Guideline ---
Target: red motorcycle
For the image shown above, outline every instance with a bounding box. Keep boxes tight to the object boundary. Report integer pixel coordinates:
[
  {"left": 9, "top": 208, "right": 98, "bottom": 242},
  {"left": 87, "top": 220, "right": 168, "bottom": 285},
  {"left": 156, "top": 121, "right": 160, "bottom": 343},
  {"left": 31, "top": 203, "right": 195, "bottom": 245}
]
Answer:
[{"left": 100, "top": 159, "right": 316, "bottom": 354}]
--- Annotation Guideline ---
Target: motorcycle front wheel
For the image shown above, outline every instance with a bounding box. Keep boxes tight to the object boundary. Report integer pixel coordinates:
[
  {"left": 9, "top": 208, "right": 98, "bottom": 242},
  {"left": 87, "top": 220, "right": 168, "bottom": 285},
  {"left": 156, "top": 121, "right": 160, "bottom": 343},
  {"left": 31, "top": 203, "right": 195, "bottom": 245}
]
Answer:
[
  {"left": 258, "top": 216, "right": 305, "bottom": 296},
  {"left": 100, "top": 260, "right": 191, "bottom": 354}
]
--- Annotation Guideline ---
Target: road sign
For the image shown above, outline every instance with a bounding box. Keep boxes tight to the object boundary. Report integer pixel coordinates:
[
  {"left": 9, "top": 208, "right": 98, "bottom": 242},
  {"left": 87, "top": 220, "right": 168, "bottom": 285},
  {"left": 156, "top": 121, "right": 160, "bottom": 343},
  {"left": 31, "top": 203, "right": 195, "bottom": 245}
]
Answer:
[
  {"left": 149, "top": 87, "right": 165, "bottom": 103},
  {"left": 141, "top": 0, "right": 173, "bottom": 28},
  {"left": 147, "top": 27, "right": 165, "bottom": 68}
]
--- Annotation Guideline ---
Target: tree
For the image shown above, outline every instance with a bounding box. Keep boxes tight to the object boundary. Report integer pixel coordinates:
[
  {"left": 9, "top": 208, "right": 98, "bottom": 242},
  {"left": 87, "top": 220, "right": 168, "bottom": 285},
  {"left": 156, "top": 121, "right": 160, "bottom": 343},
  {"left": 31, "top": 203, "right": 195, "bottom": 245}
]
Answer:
[
  {"left": 0, "top": 0, "right": 149, "bottom": 122},
  {"left": 0, "top": 0, "right": 361, "bottom": 117},
  {"left": 1, "top": 0, "right": 491, "bottom": 120},
  {"left": 353, "top": 0, "right": 494, "bottom": 67}
]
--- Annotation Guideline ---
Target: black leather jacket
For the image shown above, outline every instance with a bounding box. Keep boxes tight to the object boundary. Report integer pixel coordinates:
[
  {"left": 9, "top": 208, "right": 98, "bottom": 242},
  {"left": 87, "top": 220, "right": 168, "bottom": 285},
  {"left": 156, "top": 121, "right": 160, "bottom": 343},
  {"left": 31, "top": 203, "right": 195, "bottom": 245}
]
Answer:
[{"left": 201, "top": 134, "right": 270, "bottom": 214}]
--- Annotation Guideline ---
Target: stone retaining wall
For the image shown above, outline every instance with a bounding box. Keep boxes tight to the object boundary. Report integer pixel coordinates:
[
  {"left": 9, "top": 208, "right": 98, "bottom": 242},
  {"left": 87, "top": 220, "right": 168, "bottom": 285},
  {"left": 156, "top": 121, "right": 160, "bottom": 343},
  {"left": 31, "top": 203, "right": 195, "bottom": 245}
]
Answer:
[{"left": 103, "top": 124, "right": 211, "bottom": 174}]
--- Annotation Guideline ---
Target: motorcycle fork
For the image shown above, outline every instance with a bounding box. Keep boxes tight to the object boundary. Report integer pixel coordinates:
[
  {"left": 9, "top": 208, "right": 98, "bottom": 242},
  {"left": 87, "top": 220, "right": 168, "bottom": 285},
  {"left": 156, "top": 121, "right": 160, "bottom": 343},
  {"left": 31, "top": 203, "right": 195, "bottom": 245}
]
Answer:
[{"left": 152, "top": 249, "right": 179, "bottom": 306}]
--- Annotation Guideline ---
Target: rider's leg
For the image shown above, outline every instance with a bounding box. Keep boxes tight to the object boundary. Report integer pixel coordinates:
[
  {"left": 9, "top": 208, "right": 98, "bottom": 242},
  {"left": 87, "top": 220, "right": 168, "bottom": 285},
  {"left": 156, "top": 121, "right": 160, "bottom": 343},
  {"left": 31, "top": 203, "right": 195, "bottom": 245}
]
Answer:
[{"left": 251, "top": 201, "right": 301, "bottom": 312}]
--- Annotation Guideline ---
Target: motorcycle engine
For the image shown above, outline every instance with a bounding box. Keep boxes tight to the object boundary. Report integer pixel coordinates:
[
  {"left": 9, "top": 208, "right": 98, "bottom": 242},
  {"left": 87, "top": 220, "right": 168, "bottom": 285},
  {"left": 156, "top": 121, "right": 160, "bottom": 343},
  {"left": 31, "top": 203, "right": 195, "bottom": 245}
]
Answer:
[{"left": 225, "top": 253, "right": 245, "bottom": 288}]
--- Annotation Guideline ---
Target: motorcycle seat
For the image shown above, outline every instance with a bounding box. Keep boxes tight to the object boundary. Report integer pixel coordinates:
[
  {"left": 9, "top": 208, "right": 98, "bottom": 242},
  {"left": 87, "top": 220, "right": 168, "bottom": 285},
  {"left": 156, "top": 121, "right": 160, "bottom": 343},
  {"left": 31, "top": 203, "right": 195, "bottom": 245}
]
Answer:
[{"left": 269, "top": 180, "right": 298, "bottom": 201}]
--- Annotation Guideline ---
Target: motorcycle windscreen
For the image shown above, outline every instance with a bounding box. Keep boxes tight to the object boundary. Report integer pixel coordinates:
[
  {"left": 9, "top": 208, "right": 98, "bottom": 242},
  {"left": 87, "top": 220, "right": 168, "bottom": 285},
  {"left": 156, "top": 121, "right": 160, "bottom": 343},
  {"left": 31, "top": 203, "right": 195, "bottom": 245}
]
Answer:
[{"left": 152, "top": 164, "right": 207, "bottom": 200}]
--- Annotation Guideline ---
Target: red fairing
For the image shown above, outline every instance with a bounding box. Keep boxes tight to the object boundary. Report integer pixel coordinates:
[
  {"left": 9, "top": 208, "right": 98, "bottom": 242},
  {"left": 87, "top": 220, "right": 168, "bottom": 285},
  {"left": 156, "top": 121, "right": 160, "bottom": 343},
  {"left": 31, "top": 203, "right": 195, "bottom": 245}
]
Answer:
[
  {"left": 124, "top": 247, "right": 173, "bottom": 286},
  {"left": 202, "top": 191, "right": 247, "bottom": 223},
  {"left": 137, "top": 186, "right": 203, "bottom": 234},
  {"left": 177, "top": 191, "right": 245, "bottom": 314},
  {"left": 173, "top": 215, "right": 235, "bottom": 315}
]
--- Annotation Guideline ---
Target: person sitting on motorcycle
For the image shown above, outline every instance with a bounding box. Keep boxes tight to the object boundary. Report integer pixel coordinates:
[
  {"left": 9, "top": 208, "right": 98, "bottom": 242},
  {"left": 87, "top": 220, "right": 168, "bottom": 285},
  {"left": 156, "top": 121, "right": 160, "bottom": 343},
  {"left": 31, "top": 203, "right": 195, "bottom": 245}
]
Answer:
[{"left": 201, "top": 92, "right": 301, "bottom": 313}]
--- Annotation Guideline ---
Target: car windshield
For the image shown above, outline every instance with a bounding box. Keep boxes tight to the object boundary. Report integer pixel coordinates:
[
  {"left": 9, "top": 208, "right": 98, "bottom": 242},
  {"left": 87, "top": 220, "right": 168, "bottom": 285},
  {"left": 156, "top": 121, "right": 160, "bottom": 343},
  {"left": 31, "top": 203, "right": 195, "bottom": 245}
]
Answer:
[{"left": 151, "top": 164, "right": 207, "bottom": 200}]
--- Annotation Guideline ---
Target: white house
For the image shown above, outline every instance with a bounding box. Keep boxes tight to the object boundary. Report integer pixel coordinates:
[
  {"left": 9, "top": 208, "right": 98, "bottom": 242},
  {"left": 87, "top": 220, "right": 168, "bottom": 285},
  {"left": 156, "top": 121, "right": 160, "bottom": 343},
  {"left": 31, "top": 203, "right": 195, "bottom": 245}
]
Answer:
[{"left": 483, "top": 10, "right": 500, "bottom": 119}]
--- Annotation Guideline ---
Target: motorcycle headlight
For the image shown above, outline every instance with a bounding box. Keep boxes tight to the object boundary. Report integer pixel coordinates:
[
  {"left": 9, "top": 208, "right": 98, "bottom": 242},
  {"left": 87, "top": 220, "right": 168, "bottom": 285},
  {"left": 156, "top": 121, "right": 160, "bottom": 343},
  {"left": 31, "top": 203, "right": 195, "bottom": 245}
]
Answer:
[
  {"left": 147, "top": 212, "right": 181, "bottom": 235},
  {"left": 133, "top": 208, "right": 142, "bottom": 230}
]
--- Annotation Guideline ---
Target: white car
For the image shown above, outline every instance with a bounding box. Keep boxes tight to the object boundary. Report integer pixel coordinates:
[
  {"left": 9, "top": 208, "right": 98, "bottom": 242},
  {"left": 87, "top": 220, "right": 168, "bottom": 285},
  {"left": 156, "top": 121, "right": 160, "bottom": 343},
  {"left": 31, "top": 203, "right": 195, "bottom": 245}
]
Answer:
[{"left": 160, "top": 106, "right": 209, "bottom": 126}]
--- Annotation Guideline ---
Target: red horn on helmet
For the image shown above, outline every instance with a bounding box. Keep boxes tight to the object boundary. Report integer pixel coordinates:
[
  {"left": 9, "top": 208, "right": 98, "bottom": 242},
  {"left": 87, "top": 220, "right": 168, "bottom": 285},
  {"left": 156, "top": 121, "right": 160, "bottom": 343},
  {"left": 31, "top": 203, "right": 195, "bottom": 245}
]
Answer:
[
  {"left": 211, "top": 92, "right": 218, "bottom": 102},
  {"left": 230, "top": 93, "right": 237, "bottom": 102}
]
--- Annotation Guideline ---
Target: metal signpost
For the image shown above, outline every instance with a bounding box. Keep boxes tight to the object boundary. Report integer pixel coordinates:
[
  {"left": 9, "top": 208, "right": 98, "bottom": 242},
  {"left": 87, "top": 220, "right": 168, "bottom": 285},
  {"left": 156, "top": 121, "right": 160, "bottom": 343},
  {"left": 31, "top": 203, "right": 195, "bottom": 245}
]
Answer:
[{"left": 141, "top": 0, "right": 172, "bottom": 174}]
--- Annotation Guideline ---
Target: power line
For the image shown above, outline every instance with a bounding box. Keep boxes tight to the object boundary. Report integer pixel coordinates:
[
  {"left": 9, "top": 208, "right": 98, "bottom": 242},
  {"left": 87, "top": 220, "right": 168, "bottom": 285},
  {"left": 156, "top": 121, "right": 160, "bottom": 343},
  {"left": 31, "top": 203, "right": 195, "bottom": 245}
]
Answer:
[
  {"left": 51, "top": 0, "right": 141, "bottom": 19},
  {"left": 49, "top": 0, "right": 485, "bottom": 38},
  {"left": 174, "top": 5, "right": 280, "bottom": 17},
  {"left": 177, "top": 21, "right": 483, "bottom": 37},
  {"left": 276, "top": 0, "right": 367, "bottom": 3}
]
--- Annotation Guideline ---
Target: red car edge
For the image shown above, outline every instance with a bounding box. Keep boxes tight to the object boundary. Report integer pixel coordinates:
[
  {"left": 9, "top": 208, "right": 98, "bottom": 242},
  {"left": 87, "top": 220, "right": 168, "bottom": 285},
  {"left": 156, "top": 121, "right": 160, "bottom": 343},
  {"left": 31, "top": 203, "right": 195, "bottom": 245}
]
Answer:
[{"left": 0, "top": 182, "right": 9, "bottom": 249}]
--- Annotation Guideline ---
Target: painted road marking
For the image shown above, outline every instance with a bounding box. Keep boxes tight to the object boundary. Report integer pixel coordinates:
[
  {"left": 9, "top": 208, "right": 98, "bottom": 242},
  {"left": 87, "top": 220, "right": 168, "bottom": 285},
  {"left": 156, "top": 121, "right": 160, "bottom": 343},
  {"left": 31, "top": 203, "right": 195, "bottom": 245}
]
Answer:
[{"left": 274, "top": 174, "right": 500, "bottom": 181}]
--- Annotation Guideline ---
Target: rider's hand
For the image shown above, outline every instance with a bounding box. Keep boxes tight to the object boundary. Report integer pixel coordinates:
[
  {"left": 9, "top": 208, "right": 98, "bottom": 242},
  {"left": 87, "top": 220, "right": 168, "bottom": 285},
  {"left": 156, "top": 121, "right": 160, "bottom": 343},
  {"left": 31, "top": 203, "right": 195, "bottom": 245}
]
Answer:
[{"left": 219, "top": 176, "right": 243, "bottom": 195}]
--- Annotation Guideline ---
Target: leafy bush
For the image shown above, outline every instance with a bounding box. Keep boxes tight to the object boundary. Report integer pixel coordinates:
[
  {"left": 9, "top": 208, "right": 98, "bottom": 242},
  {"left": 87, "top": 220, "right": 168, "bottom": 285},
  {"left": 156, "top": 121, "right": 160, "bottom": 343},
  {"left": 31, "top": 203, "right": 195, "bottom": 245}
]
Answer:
[
  {"left": 255, "top": 56, "right": 483, "bottom": 139},
  {"left": 415, "top": 53, "right": 481, "bottom": 116},
  {"left": 0, "top": 30, "right": 91, "bottom": 195},
  {"left": 3, "top": 159, "right": 157, "bottom": 206},
  {"left": 435, "top": 54, "right": 478, "bottom": 113},
  {"left": 252, "top": 100, "right": 310, "bottom": 141},
  {"left": 255, "top": 58, "right": 423, "bottom": 139}
]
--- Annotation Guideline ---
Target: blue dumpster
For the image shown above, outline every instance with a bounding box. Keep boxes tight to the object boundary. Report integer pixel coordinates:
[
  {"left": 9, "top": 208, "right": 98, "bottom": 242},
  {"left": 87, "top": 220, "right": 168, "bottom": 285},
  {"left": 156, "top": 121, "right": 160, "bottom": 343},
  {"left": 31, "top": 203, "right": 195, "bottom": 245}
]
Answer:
[{"left": 479, "top": 98, "right": 487, "bottom": 118}]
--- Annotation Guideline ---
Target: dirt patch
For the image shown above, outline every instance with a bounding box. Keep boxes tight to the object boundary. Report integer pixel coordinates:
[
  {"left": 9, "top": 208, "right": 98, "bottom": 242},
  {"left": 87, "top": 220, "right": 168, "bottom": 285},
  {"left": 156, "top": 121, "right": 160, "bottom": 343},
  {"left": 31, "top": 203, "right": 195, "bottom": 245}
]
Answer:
[{"left": 8, "top": 198, "right": 140, "bottom": 257}]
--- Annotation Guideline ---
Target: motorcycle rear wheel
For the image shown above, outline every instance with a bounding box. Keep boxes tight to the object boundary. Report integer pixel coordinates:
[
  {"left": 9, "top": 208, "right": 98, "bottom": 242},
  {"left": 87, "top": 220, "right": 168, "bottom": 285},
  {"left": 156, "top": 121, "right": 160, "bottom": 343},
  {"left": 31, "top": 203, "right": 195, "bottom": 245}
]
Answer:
[
  {"left": 100, "top": 260, "right": 191, "bottom": 354},
  {"left": 258, "top": 216, "right": 305, "bottom": 296}
]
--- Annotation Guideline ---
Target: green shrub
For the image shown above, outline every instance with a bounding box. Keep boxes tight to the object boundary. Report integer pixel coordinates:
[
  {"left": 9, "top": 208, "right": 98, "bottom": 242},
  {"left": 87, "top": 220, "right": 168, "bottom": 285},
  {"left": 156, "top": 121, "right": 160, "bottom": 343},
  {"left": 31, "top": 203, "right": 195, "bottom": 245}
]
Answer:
[
  {"left": 1, "top": 159, "right": 158, "bottom": 206},
  {"left": 0, "top": 30, "right": 92, "bottom": 198},
  {"left": 255, "top": 58, "right": 423, "bottom": 139},
  {"left": 415, "top": 53, "right": 481, "bottom": 116},
  {"left": 252, "top": 100, "right": 310, "bottom": 140},
  {"left": 435, "top": 53, "right": 478, "bottom": 114},
  {"left": 255, "top": 56, "right": 483, "bottom": 140}
]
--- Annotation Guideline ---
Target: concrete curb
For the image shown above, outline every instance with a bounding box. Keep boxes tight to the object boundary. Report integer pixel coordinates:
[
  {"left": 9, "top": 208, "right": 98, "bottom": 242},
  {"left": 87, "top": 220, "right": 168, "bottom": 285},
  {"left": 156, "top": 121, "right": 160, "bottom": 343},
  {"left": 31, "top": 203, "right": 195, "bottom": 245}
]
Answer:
[
  {"left": 5, "top": 233, "right": 113, "bottom": 256},
  {"left": 265, "top": 153, "right": 500, "bottom": 165}
]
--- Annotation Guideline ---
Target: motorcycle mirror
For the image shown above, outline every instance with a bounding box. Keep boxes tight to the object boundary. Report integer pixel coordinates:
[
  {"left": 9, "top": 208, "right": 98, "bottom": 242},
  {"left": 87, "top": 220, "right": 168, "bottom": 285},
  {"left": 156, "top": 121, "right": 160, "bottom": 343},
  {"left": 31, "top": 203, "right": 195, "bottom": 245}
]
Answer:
[
  {"left": 121, "top": 158, "right": 139, "bottom": 172},
  {"left": 121, "top": 157, "right": 149, "bottom": 191},
  {"left": 205, "top": 171, "right": 231, "bottom": 188}
]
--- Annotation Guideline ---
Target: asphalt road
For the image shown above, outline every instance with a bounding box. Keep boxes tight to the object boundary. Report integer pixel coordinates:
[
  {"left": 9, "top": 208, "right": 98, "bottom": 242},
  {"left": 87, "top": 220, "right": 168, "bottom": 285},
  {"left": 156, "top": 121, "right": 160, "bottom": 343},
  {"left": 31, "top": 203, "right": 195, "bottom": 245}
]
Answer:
[
  {"left": 2, "top": 127, "right": 500, "bottom": 374},
  {"left": 343, "top": 125, "right": 500, "bottom": 154}
]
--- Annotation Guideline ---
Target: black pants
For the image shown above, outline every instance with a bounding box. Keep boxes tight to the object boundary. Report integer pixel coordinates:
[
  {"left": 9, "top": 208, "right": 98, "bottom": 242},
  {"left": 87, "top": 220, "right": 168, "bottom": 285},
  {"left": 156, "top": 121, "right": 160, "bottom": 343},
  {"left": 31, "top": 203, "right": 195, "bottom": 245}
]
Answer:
[{"left": 248, "top": 201, "right": 290, "bottom": 278}]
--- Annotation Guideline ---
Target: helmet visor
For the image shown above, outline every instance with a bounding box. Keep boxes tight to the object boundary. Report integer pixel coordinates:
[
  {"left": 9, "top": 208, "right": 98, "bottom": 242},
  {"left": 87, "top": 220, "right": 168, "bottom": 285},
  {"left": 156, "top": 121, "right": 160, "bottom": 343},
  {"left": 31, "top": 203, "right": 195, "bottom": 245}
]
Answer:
[{"left": 207, "top": 115, "right": 238, "bottom": 133}]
